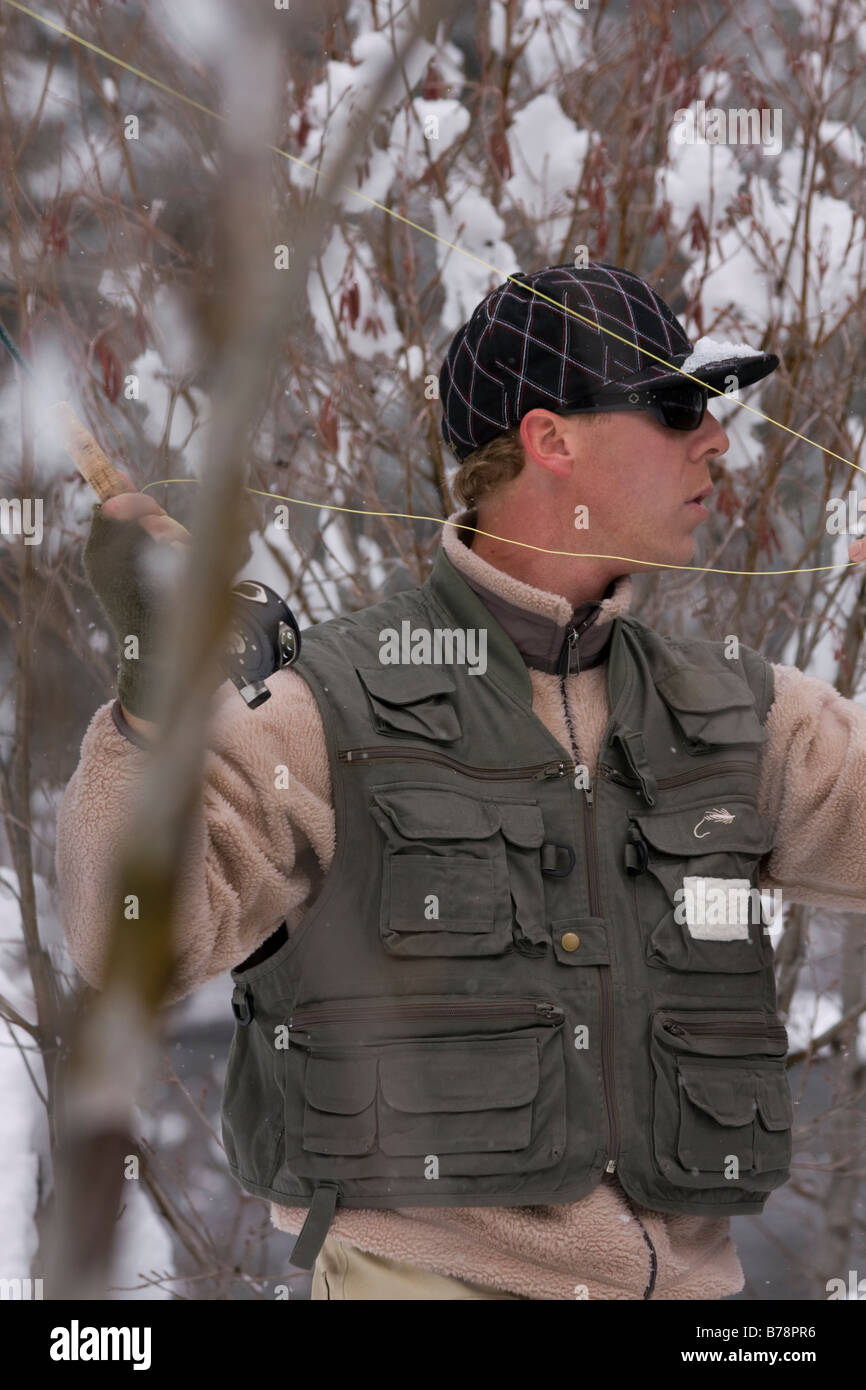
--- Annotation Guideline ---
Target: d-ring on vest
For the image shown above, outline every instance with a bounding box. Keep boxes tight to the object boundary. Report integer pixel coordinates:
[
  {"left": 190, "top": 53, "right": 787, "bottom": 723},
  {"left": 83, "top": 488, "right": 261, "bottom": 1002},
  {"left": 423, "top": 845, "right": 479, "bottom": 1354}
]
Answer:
[{"left": 220, "top": 549, "right": 789, "bottom": 1269}]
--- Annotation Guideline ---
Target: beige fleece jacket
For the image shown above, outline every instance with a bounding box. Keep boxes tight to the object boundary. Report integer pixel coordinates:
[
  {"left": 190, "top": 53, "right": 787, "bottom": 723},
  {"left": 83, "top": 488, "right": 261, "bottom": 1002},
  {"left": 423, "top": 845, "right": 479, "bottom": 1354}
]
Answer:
[{"left": 55, "top": 519, "right": 866, "bottom": 1300}]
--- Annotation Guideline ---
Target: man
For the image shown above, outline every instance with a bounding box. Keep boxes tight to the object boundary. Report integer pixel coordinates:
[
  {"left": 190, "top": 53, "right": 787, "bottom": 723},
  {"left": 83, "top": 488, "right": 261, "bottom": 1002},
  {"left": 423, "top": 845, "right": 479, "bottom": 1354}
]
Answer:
[{"left": 57, "top": 262, "right": 866, "bottom": 1300}]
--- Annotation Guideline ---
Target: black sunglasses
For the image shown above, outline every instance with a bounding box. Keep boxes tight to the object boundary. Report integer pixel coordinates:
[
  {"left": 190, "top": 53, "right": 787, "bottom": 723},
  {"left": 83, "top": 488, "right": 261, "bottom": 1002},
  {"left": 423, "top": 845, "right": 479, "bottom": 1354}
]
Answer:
[{"left": 564, "top": 381, "right": 710, "bottom": 431}]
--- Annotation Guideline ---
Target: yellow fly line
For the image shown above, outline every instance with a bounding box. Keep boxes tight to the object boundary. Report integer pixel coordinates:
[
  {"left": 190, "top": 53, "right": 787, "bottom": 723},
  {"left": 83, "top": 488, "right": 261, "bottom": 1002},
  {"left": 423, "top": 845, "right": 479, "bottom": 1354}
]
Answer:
[
  {"left": 136, "top": 479, "right": 864, "bottom": 577},
  {"left": 5, "top": 0, "right": 866, "bottom": 576}
]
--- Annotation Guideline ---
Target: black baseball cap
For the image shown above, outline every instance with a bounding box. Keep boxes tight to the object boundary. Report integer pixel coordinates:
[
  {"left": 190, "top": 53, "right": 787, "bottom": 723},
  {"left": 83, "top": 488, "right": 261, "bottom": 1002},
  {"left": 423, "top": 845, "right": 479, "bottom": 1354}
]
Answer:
[{"left": 439, "top": 261, "right": 779, "bottom": 462}]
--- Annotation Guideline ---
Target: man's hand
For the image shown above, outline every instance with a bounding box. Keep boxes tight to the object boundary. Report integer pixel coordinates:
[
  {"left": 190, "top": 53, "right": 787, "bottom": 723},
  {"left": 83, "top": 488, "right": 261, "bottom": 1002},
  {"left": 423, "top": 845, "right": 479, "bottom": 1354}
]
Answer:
[
  {"left": 83, "top": 470, "right": 192, "bottom": 728},
  {"left": 100, "top": 469, "right": 190, "bottom": 545},
  {"left": 849, "top": 537, "right": 866, "bottom": 562}
]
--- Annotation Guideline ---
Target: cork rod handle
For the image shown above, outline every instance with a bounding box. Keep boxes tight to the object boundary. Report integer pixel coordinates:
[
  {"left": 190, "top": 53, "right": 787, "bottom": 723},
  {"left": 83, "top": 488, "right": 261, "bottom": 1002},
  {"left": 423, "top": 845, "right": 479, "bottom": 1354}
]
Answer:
[
  {"left": 51, "top": 400, "right": 192, "bottom": 540},
  {"left": 50, "top": 400, "right": 137, "bottom": 502}
]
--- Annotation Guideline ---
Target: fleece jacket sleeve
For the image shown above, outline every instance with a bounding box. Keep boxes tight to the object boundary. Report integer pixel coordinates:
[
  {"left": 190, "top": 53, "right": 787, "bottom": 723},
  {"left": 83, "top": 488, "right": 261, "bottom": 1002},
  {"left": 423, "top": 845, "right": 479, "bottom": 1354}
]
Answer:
[
  {"left": 757, "top": 662, "right": 866, "bottom": 912},
  {"left": 54, "top": 670, "right": 335, "bottom": 1004}
]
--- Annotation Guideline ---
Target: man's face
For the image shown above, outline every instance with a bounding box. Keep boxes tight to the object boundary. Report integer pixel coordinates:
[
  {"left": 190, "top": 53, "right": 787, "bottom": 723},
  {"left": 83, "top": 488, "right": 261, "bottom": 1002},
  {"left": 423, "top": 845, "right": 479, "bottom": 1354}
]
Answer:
[{"left": 536, "top": 404, "right": 729, "bottom": 573}]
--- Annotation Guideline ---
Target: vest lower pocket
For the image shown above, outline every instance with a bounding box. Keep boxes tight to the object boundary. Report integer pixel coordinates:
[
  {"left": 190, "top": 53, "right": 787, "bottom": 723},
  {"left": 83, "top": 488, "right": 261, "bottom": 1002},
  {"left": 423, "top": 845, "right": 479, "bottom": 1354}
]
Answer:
[
  {"left": 371, "top": 785, "right": 546, "bottom": 956},
  {"left": 676, "top": 1060, "right": 792, "bottom": 1175},
  {"left": 303, "top": 1056, "right": 378, "bottom": 1155},
  {"left": 650, "top": 1009, "right": 793, "bottom": 1192},
  {"left": 377, "top": 1039, "right": 537, "bottom": 1158},
  {"left": 221, "top": 1018, "right": 285, "bottom": 1188},
  {"left": 287, "top": 997, "right": 566, "bottom": 1181},
  {"left": 629, "top": 800, "right": 776, "bottom": 974}
]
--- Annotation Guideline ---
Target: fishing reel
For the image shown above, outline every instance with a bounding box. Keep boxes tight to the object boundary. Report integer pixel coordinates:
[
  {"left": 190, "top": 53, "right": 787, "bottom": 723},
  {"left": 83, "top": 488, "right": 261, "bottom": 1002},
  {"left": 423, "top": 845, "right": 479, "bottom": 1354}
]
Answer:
[{"left": 225, "top": 580, "right": 302, "bottom": 708}]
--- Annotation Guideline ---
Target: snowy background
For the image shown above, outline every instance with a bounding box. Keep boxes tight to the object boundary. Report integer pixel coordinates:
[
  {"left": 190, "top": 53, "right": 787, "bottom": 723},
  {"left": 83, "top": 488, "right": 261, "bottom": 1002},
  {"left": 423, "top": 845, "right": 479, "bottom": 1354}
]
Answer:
[{"left": 0, "top": 0, "right": 865, "bottom": 1299}]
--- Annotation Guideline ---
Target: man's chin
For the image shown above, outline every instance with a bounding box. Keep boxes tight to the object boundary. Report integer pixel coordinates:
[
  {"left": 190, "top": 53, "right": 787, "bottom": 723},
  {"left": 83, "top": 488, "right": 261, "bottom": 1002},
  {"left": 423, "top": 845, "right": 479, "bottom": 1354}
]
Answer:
[{"left": 623, "top": 541, "right": 695, "bottom": 574}]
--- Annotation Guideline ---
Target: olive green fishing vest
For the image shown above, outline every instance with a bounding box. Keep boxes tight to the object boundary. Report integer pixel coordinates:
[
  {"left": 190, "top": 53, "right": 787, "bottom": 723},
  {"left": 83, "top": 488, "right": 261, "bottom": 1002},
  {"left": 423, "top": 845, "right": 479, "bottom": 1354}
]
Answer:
[{"left": 221, "top": 548, "right": 792, "bottom": 1270}]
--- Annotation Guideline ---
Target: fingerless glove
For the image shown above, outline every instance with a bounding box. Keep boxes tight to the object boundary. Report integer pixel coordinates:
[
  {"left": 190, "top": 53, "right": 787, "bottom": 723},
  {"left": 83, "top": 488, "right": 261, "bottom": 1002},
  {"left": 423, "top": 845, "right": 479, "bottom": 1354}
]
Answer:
[{"left": 82, "top": 503, "right": 178, "bottom": 719}]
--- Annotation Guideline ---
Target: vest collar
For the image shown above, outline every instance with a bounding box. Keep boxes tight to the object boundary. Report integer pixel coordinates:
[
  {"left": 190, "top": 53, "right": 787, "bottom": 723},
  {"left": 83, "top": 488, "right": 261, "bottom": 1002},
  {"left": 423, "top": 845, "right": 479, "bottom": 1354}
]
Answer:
[
  {"left": 439, "top": 510, "right": 633, "bottom": 676},
  {"left": 426, "top": 546, "right": 535, "bottom": 706},
  {"left": 426, "top": 516, "right": 635, "bottom": 708}
]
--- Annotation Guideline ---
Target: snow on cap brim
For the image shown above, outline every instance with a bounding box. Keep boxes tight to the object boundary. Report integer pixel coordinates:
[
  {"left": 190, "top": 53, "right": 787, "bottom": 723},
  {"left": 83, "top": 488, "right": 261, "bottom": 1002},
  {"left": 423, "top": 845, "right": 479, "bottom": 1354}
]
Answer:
[
  {"left": 637, "top": 334, "right": 780, "bottom": 393},
  {"left": 675, "top": 335, "right": 780, "bottom": 391},
  {"left": 680, "top": 336, "right": 764, "bottom": 372}
]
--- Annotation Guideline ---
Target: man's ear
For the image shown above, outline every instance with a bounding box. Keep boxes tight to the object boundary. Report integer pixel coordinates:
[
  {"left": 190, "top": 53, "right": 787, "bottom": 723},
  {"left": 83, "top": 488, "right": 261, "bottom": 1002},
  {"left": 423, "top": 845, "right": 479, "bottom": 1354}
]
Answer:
[{"left": 519, "top": 410, "right": 573, "bottom": 479}]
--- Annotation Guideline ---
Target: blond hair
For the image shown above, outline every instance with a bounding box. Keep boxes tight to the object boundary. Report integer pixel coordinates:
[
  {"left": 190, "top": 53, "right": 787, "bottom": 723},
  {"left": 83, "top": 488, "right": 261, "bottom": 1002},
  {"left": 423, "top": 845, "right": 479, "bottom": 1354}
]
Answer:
[
  {"left": 452, "top": 428, "right": 526, "bottom": 509},
  {"left": 452, "top": 413, "right": 603, "bottom": 509}
]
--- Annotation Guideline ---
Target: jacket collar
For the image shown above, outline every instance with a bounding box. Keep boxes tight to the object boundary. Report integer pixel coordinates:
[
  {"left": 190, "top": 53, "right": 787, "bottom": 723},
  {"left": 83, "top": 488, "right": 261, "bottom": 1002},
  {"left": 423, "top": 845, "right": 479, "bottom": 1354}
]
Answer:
[{"left": 439, "top": 510, "right": 633, "bottom": 675}]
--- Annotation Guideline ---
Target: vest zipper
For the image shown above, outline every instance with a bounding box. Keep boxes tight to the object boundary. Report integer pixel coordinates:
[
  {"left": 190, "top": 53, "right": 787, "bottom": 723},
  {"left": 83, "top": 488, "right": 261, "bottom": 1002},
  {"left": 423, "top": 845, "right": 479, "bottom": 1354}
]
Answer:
[
  {"left": 340, "top": 750, "right": 758, "bottom": 790},
  {"left": 288, "top": 998, "right": 565, "bottom": 1032},
  {"left": 561, "top": 654, "right": 658, "bottom": 1294},
  {"left": 557, "top": 625, "right": 581, "bottom": 677},
  {"left": 584, "top": 778, "right": 619, "bottom": 1175},
  {"left": 662, "top": 1019, "right": 787, "bottom": 1042},
  {"left": 558, "top": 651, "right": 620, "bottom": 1178},
  {"left": 599, "top": 759, "right": 758, "bottom": 790},
  {"left": 340, "top": 747, "right": 570, "bottom": 781}
]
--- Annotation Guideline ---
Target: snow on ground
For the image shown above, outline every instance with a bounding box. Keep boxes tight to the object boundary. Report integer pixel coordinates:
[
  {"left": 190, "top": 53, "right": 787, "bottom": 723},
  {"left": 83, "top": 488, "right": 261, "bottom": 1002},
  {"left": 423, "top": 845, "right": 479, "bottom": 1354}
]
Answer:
[
  {"left": 308, "top": 225, "right": 404, "bottom": 365},
  {"left": 432, "top": 188, "right": 517, "bottom": 328},
  {"left": 390, "top": 98, "right": 471, "bottom": 186},
  {"left": 0, "top": 871, "right": 45, "bottom": 1283},
  {"left": 784, "top": 986, "right": 866, "bottom": 1065},
  {"left": 489, "top": 0, "right": 590, "bottom": 86},
  {"left": 0, "top": 867, "right": 175, "bottom": 1297},
  {"left": 165, "top": 971, "right": 234, "bottom": 1033},
  {"left": 291, "top": 19, "right": 437, "bottom": 201},
  {"left": 127, "top": 347, "right": 210, "bottom": 475},
  {"left": 658, "top": 130, "right": 744, "bottom": 230},
  {"left": 109, "top": 1163, "right": 176, "bottom": 1301},
  {"left": 504, "top": 94, "right": 589, "bottom": 253},
  {"left": 686, "top": 133, "right": 866, "bottom": 334}
]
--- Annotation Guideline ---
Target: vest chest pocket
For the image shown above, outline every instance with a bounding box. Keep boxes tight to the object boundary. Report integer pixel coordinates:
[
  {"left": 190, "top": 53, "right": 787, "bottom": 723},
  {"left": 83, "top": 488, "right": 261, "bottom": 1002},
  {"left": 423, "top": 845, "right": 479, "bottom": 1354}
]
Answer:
[
  {"left": 370, "top": 785, "right": 546, "bottom": 956},
  {"left": 355, "top": 666, "right": 461, "bottom": 742},
  {"left": 651, "top": 1010, "right": 793, "bottom": 1193},
  {"left": 629, "top": 800, "right": 776, "bottom": 974},
  {"left": 655, "top": 668, "right": 768, "bottom": 751}
]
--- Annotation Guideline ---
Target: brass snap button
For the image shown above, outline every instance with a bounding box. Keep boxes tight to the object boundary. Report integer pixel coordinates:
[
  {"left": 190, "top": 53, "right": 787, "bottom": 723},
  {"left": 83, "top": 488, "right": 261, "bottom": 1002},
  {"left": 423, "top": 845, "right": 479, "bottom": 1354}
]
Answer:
[{"left": 560, "top": 931, "right": 580, "bottom": 952}]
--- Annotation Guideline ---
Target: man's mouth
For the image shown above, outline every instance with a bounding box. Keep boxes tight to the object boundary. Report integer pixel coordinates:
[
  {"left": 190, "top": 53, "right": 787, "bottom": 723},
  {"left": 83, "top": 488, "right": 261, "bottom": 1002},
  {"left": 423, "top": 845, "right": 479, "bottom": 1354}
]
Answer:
[{"left": 686, "top": 485, "right": 714, "bottom": 505}]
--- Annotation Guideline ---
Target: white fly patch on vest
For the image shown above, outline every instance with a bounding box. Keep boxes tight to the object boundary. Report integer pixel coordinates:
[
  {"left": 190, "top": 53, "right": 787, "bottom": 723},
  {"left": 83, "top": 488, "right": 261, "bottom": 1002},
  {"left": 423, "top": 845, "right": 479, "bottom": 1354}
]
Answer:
[{"left": 680, "top": 876, "right": 753, "bottom": 940}]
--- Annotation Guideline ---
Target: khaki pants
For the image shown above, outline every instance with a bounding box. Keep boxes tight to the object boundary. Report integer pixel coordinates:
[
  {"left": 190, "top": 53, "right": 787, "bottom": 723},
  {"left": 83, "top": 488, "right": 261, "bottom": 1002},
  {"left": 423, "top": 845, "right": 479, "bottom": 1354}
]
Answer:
[{"left": 311, "top": 1234, "right": 526, "bottom": 1300}]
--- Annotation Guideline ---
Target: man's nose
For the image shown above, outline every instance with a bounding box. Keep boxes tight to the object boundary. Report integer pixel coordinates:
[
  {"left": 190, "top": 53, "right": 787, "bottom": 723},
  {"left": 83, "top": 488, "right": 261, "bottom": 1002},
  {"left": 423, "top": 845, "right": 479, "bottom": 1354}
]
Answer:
[{"left": 695, "top": 407, "right": 729, "bottom": 458}]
